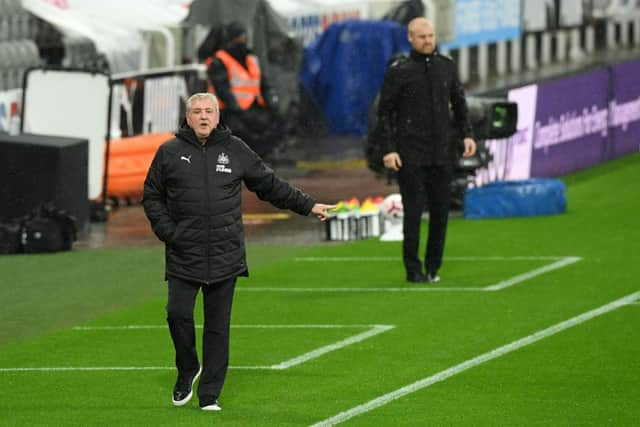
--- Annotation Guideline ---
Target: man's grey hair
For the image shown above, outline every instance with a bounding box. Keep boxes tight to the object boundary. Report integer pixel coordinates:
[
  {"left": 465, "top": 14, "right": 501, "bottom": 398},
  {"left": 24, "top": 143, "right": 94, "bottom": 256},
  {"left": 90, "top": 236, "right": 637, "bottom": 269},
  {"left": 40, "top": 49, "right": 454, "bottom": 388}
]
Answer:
[{"left": 186, "top": 93, "right": 219, "bottom": 113}]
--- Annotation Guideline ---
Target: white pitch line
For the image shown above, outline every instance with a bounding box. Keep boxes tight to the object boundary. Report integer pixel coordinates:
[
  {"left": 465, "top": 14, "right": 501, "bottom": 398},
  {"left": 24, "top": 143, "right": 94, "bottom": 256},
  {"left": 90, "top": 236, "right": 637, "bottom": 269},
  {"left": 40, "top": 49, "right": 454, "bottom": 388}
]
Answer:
[
  {"left": 237, "top": 257, "right": 582, "bottom": 293},
  {"left": 72, "top": 324, "right": 380, "bottom": 331},
  {"left": 237, "top": 287, "right": 482, "bottom": 292},
  {"left": 73, "top": 325, "right": 164, "bottom": 330},
  {"left": 1, "top": 325, "right": 395, "bottom": 373},
  {"left": 0, "top": 366, "right": 284, "bottom": 372},
  {"left": 271, "top": 325, "right": 395, "bottom": 370},
  {"left": 483, "top": 257, "right": 582, "bottom": 291},
  {"left": 0, "top": 365, "right": 282, "bottom": 372},
  {"left": 0, "top": 366, "right": 174, "bottom": 372},
  {"left": 309, "top": 290, "right": 640, "bottom": 427},
  {"left": 294, "top": 256, "right": 569, "bottom": 262}
]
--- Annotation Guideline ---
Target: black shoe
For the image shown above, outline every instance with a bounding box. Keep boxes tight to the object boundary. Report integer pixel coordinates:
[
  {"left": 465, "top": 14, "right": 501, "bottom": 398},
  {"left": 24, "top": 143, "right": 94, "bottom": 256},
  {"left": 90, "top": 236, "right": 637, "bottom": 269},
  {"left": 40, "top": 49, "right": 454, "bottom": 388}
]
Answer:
[
  {"left": 406, "top": 272, "right": 430, "bottom": 283},
  {"left": 172, "top": 365, "right": 201, "bottom": 406}
]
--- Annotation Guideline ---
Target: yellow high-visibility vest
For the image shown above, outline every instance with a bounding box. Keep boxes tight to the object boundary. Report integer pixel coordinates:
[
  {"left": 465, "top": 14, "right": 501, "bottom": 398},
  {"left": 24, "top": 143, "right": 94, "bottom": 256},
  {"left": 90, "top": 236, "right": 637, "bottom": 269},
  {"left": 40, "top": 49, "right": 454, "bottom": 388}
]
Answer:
[{"left": 206, "top": 50, "right": 266, "bottom": 110}]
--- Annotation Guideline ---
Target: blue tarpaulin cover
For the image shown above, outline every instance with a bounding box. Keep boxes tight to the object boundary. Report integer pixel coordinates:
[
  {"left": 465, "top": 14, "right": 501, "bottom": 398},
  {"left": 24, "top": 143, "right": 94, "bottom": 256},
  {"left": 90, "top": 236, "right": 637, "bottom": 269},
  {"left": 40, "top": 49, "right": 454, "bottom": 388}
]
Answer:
[
  {"left": 300, "top": 20, "right": 410, "bottom": 136},
  {"left": 464, "top": 179, "right": 567, "bottom": 219}
]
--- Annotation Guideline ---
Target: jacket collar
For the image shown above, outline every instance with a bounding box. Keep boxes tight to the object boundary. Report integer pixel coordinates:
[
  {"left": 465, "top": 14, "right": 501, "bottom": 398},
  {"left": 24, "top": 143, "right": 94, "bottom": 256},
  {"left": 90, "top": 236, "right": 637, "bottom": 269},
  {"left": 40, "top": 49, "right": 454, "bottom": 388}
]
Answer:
[
  {"left": 176, "top": 121, "right": 232, "bottom": 148},
  {"left": 410, "top": 48, "right": 439, "bottom": 61}
]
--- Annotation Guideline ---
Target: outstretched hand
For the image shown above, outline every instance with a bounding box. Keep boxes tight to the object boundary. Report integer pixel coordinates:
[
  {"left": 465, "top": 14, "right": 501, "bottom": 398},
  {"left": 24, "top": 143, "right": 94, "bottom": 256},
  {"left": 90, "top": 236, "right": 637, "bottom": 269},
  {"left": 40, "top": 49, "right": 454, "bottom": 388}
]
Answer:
[{"left": 311, "top": 203, "right": 336, "bottom": 221}]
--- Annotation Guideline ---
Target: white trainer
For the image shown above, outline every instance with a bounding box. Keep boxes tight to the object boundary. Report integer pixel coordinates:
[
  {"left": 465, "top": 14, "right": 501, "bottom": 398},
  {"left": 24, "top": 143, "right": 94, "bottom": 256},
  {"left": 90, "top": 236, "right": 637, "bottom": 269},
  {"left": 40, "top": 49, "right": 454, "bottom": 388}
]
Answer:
[
  {"left": 201, "top": 401, "right": 222, "bottom": 411},
  {"left": 427, "top": 274, "right": 441, "bottom": 283}
]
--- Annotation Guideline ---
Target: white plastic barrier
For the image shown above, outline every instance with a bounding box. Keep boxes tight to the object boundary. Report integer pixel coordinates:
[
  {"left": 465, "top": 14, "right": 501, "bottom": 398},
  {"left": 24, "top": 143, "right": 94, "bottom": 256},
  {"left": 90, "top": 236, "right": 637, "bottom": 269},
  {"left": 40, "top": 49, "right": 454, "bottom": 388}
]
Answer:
[{"left": 22, "top": 68, "right": 111, "bottom": 200}]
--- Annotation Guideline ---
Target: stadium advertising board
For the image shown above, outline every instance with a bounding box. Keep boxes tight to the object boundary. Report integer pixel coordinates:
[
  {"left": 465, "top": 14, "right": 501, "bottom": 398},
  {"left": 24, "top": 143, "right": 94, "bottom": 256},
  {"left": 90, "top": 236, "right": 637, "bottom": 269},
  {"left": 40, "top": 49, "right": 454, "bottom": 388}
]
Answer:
[
  {"left": 476, "top": 58, "right": 640, "bottom": 184},
  {"left": 609, "top": 60, "right": 640, "bottom": 158},
  {"left": 530, "top": 69, "right": 610, "bottom": 177},
  {"left": 281, "top": 1, "right": 366, "bottom": 46},
  {"left": 441, "top": 0, "right": 521, "bottom": 49}
]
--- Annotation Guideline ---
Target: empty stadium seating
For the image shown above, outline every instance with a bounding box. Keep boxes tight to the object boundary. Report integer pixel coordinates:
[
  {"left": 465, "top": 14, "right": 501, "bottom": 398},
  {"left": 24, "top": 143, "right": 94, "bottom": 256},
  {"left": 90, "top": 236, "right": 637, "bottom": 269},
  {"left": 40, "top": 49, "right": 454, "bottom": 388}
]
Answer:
[
  {"left": 0, "top": 0, "right": 41, "bottom": 91},
  {"left": 0, "top": 0, "right": 106, "bottom": 91}
]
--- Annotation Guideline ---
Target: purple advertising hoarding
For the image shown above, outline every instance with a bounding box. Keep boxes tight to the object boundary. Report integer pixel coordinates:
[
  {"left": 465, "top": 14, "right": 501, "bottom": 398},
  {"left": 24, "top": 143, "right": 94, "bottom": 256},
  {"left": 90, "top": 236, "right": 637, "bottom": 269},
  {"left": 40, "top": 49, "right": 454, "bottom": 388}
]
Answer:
[
  {"left": 530, "top": 68, "right": 610, "bottom": 177},
  {"left": 609, "top": 60, "right": 640, "bottom": 158},
  {"left": 474, "top": 58, "right": 640, "bottom": 185}
]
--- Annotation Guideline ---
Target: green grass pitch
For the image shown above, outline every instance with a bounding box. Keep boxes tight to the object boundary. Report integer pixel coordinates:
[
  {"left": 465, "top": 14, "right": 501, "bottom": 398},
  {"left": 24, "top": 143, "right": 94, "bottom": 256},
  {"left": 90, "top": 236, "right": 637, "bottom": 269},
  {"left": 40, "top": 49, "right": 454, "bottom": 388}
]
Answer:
[{"left": 0, "top": 153, "right": 639, "bottom": 426}]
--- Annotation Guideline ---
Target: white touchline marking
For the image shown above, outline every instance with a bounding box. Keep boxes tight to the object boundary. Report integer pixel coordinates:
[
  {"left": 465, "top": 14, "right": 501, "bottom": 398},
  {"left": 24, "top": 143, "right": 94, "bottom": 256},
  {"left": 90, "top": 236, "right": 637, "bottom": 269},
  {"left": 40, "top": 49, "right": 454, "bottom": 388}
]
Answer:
[
  {"left": 271, "top": 325, "right": 394, "bottom": 370},
  {"left": 309, "top": 290, "right": 640, "bottom": 427},
  {"left": 0, "top": 366, "right": 285, "bottom": 372},
  {"left": 294, "top": 256, "right": 570, "bottom": 262},
  {"left": 0, "top": 325, "right": 395, "bottom": 373},
  {"left": 238, "top": 287, "right": 482, "bottom": 292},
  {"left": 483, "top": 256, "right": 582, "bottom": 291},
  {"left": 0, "top": 366, "right": 174, "bottom": 372},
  {"left": 71, "top": 324, "right": 381, "bottom": 331},
  {"left": 237, "top": 257, "right": 582, "bottom": 293}
]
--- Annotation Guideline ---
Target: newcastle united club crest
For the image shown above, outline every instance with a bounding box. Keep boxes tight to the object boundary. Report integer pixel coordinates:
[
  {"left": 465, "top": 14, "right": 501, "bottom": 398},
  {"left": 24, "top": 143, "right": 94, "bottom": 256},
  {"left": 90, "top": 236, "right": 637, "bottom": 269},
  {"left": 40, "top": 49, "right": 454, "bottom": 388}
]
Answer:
[{"left": 216, "top": 152, "right": 232, "bottom": 173}]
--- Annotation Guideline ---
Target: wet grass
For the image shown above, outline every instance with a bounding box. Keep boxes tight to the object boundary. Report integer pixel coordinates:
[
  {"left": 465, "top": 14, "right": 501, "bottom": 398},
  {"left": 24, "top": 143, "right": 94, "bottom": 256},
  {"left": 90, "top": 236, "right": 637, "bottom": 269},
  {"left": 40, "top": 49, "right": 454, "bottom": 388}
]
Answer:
[{"left": 0, "top": 153, "right": 638, "bottom": 426}]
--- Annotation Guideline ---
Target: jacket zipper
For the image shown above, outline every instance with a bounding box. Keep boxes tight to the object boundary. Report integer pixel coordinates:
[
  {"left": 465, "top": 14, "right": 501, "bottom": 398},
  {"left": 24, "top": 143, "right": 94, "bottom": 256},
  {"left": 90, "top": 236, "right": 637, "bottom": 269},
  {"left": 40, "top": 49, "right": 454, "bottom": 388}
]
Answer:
[{"left": 203, "top": 144, "right": 211, "bottom": 284}]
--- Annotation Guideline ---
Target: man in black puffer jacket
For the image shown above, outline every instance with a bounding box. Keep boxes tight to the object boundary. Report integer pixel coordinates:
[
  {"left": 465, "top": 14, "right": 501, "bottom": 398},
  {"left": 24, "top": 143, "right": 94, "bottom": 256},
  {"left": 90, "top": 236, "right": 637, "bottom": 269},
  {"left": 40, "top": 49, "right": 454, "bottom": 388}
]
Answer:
[{"left": 143, "top": 93, "right": 334, "bottom": 412}]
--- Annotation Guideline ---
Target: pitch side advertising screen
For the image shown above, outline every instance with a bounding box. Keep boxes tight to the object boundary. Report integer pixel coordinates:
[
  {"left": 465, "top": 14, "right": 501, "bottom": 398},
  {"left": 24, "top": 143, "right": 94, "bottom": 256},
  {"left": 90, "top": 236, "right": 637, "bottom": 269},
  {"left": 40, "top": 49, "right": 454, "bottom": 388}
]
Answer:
[
  {"left": 476, "top": 58, "right": 640, "bottom": 185},
  {"left": 609, "top": 60, "right": 640, "bottom": 158},
  {"left": 529, "top": 69, "right": 610, "bottom": 177}
]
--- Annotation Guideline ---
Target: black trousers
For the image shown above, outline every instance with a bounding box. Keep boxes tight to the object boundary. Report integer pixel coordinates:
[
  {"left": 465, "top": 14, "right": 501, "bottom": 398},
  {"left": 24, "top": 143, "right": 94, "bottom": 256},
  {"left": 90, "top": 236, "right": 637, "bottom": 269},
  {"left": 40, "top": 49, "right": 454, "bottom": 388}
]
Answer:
[
  {"left": 166, "top": 275, "right": 237, "bottom": 406},
  {"left": 397, "top": 164, "right": 452, "bottom": 276}
]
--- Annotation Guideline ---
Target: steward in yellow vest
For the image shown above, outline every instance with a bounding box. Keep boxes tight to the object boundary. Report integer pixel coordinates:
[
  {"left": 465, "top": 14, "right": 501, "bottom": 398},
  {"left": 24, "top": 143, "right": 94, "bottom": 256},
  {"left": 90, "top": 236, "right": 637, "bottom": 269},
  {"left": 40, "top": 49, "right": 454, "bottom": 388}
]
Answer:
[
  {"left": 205, "top": 21, "right": 285, "bottom": 160},
  {"left": 205, "top": 50, "right": 266, "bottom": 110}
]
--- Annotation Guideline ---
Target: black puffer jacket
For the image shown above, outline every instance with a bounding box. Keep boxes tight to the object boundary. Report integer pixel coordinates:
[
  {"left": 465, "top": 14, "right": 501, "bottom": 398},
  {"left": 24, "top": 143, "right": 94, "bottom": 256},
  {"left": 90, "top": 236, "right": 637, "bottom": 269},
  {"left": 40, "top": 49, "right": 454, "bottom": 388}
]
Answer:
[
  {"left": 143, "top": 123, "right": 315, "bottom": 284},
  {"left": 378, "top": 49, "right": 473, "bottom": 166}
]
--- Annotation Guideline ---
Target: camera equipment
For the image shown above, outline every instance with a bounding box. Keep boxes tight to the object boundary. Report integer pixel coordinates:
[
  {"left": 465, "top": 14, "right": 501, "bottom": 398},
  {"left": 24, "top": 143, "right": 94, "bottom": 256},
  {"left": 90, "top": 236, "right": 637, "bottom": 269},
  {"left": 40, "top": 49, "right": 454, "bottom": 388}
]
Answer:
[
  {"left": 466, "top": 96, "right": 518, "bottom": 140},
  {"left": 450, "top": 96, "right": 518, "bottom": 209}
]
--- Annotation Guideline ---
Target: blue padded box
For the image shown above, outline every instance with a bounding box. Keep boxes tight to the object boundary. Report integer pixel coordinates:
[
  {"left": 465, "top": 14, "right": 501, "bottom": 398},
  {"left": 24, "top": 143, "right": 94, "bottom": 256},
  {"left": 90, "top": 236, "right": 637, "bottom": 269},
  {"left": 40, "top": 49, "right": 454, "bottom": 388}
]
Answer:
[{"left": 464, "top": 179, "right": 567, "bottom": 219}]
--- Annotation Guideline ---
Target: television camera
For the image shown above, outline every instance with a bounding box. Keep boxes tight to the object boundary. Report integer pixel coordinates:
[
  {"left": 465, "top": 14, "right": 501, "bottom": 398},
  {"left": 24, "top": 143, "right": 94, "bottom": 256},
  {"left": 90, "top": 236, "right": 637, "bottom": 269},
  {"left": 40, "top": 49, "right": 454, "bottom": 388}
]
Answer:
[{"left": 449, "top": 96, "right": 518, "bottom": 209}]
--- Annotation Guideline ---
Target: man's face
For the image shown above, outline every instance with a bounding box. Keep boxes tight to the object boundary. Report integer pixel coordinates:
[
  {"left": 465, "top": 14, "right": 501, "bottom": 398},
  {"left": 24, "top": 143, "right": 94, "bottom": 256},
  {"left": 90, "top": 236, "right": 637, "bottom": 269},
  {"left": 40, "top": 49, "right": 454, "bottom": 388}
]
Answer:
[
  {"left": 186, "top": 98, "right": 220, "bottom": 140},
  {"left": 409, "top": 21, "right": 436, "bottom": 54}
]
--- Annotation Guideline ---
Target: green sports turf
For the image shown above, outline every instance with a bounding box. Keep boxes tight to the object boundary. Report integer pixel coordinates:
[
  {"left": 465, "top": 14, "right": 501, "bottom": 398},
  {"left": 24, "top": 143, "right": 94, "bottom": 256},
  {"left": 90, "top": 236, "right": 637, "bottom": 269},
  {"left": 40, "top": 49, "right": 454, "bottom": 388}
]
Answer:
[{"left": 0, "top": 153, "right": 638, "bottom": 426}]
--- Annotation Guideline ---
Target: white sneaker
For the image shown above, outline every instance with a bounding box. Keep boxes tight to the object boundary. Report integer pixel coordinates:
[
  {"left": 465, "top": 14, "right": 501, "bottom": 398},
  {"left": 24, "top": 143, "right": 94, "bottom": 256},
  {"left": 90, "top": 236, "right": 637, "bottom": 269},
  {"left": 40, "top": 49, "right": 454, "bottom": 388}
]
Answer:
[
  {"left": 201, "top": 401, "right": 222, "bottom": 411},
  {"left": 427, "top": 273, "right": 441, "bottom": 283}
]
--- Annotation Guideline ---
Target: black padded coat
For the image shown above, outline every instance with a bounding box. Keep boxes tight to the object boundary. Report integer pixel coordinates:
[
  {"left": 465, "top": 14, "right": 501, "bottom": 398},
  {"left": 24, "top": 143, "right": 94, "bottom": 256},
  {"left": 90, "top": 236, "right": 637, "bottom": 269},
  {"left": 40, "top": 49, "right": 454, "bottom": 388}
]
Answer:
[
  {"left": 377, "top": 49, "right": 473, "bottom": 166},
  {"left": 143, "top": 123, "right": 315, "bottom": 284}
]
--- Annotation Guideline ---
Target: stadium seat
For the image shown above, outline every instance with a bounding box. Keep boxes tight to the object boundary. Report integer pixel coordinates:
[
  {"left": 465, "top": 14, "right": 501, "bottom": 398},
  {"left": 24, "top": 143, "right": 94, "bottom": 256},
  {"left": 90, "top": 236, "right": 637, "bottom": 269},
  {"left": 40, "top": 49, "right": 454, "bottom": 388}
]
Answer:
[
  {"left": 0, "top": 47, "right": 8, "bottom": 90},
  {"left": 0, "top": 16, "right": 10, "bottom": 43},
  {"left": 0, "top": 0, "right": 42, "bottom": 89}
]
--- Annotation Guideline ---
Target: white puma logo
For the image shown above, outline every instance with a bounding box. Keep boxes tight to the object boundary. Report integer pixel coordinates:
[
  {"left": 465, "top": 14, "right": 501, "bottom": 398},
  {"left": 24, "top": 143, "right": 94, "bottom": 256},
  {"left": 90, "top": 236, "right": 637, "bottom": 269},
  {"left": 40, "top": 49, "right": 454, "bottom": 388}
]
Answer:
[{"left": 180, "top": 155, "right": 191, "bottom": 164}]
